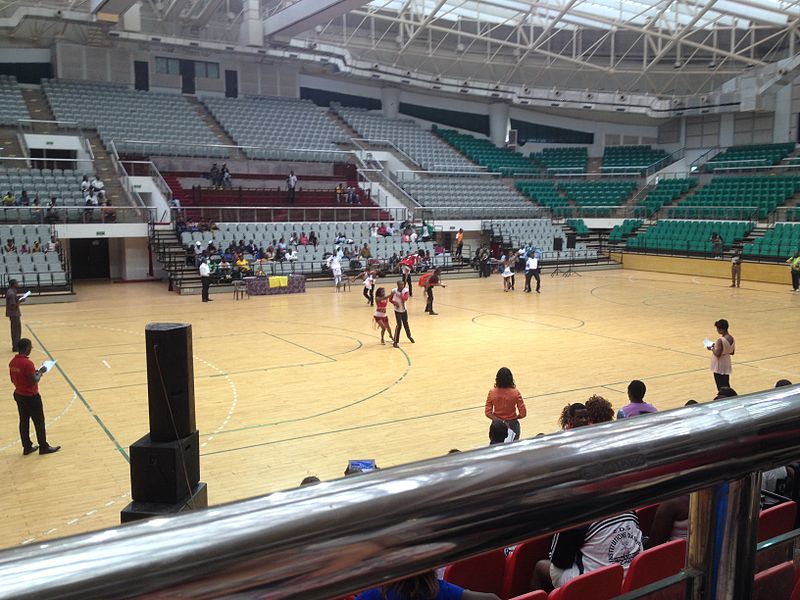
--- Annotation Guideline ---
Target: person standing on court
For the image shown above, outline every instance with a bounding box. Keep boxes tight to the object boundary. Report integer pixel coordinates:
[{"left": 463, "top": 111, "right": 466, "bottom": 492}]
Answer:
[
  {"left": 199, "top": 259, "right": 212, "bottom": 303},
  {"left": 708, "top": 319, "right": 735, "bottom": 391},
  {"left": 390, "top": 279, "right": 414, "bottom": 348},
  {"left": 10, "top": 338, "right": 59, "bottom": 455},
  {"left": 422, "top": 267, "right": 445, "bottom": 315},
  {"left": 485, "top": 367, "right": 526, "bottom": 439},
  {"left": 786, "top": 250, "right": 800, "bottom": 292},
  {"left": 730, "top": 248, "right": 742, "bottom": 288},
  {"left": 6, "top": 278, "right": 26, "bottom": 352},
  {"left": 287, "top": 170, "right": 297, "bottom": 204},
  {"left": 524, "top": 251, "right": 541, "bottom": 293}
]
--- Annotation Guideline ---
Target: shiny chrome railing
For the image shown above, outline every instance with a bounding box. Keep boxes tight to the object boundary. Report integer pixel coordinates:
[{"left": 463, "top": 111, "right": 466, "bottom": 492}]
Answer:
[{"left": 0, "top": 388, "right": 799, "bottom": 599}]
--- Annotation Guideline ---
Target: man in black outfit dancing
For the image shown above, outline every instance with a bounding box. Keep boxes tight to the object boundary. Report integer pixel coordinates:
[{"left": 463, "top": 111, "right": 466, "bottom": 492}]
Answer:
[
  {"left": 390, "top": 279, "right": 414, "bottom": 347},
  {"left": 424, "top": 267, "right": 446, "bottom": 315}
]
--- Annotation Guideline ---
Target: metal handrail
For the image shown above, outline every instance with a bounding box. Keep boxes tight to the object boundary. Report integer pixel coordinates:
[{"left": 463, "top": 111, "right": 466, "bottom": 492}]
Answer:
[{"left": 2, "top": 388, "right": 799, "bottom": 599}]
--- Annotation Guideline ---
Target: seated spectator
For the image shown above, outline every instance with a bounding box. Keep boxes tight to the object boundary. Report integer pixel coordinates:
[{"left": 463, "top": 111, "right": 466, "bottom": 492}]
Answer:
[
  {"left": 410, "top": 230, "right": 419, "bottom": 243},
  {"left": 356, "top": 570, "right": 500, "bottom": 600},
  {"left": 80, "top": 175, "right": 90, "bottom": 195},
  {"left": 221, "top": 164, "right": 232, "bottom": 189},
  {"left": 289, "top": 232, "right": 298, "bottom": 246},
  {"left": 31, "top": 198, "right": 42, "bottom": 221},
  {"left": 300, "top": 476, "right": 320, "bottom": 486},
  {"left": 263, "top": 247, "right": 275, "bottom": 261},
  {"left": 346, "top": 185, "right": 358, "bottom": 204},
  {"left": 4, "top": 238, "right": 16, "bottom": 254},
  {"left": 335, "top": 183, "right": 345, "bottom": 203},
  {"left": 44, "top": 236, "right": 59, "bottom": 254},
  {"left": 585, "top": 395, "right": 614, "bottom": 424},
  {"left": 19, "top": 244, "right": 28, "bottom": 254},
  {"left": 234, "top": 254, "right": 250, "bottom": 276},
  {"left": 218, "top": 258, "right": 232, "bottom": 277},
  {"left": 254, "top": 265, "right": 266, "bottom": 278},
  {"left": 299, "top": 231, "right": 308, "bottom": 246},
  {"left": 46, "top": 197, "right": 59, "bottom": 223},
  {"left": 31, "top": 241, "right": 40, "bottom": 253},
  {"left": 387, "top": 222, "right": 396, "bottom": 235},
  {"left": 101, "top": 200, "right": 116, "bottom": 223},
  {"left": 645, "top": 495, "right": 690, "bottom": 549},
  {"left": 776, "top": 379, "right": 792, "bottom": 387},
  {"left": 401, "top": 231, "right": 410, "bottom": 243},
  {"left": 360, "top": 243, "right": 372, "bottom": 259},
  {"left": 377, "top": 223, "right": 388, "bottom": 237},
  {"left": 91, "top": 176, "right": 105, "bottom": 200},
  {"left": 617, "top": 380, "right": 657, "bottom": 419},
  {"left": 489, "top": 419, "right": 514, "bottom": 445},
  {"left": 285, "top": 248, "right": 297, "bottom": 261},
  {"left": 421, "top": 222, "right": 431, "bottom": 241},
  {"left": 558, "top": 403, "right": 589, "bottom": 430},
  {"left": 19, "top": 190, "right": 29, "bottom": 206},
  {"left": 685, "top": 399, "right": 699, "bottom": 406},
  {"left": 485, "top": 367, "right": 526, "bottom": 439},
  {"left": 2, "top": 191, "right": 15, "bottom": 206},
  {"left": 309, "top": 231, "right": 318, "bottom": 248},
  {"left": 209, "top": 163, "right": 221, "bottom": 189},
  {"left": 369, "top": 223, "right": 377, "bottom": 238}
]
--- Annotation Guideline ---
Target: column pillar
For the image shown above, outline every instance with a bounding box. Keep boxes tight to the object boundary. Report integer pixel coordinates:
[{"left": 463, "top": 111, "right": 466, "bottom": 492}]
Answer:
[
  {"left": 489, "top": 102, "right": 509, "bottom": 147},
  {"left": 773, "top": 84, "right": 792, "bottom": 143},
  {"left": 381, "top": 87, "right": 400, "bottom": 119}
]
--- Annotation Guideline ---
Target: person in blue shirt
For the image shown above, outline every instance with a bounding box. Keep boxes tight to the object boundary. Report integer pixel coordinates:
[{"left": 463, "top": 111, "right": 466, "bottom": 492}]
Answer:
[{"left": 356, "top": 570, "right": 500, "bottom": 600}]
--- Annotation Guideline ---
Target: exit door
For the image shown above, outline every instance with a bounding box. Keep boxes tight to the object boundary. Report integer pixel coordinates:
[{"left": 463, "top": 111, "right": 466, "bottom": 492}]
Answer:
[
  {"left": 134, "top": 61, "right": 149, "bottom": 91},
  {"left": 70, "top": 238, "right": 110, "bottom": 279},
  {"left": 225, "top": 70, "right": 238, "bottom": 98},
  {"left": 179, "top": 59, "right": 196, "bottom": 95}
]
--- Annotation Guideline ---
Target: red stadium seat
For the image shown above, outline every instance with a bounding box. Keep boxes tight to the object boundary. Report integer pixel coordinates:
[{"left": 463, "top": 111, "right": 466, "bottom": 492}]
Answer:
[
  {"left": 635, "top": 503, "right": 661, "bottom": 537},
  {"left": 547, "top": 564, "right": 624, "bottom": 600},
  {"left": 790, "top": 571, "right": 800, "bottom": 600},
  {"left": 502, "top": 535, "right": 553, "bottom": 599},
  {"left": 621, "top": 539, "right": 686, "bottom": 596},
  {"left": 509, "top": 591, "right": 548, "bottom": 600},
  {"left": 443, "top": 548, "right": 506, "bottom": 596},
  {"left": 757, "top": 501, "right": 798, "bottom": 542},
  {"left": 754, "top": 561, "right": 795, "bottom": 600}
]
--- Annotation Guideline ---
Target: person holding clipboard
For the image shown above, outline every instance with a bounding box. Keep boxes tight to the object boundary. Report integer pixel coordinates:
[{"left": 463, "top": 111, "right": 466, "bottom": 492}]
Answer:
[
  {"left": 9, "top": 338, "right": 60, "bottom": 455},
  {"left": 5, "top": 279, "right": 31, "bottom": 352}
]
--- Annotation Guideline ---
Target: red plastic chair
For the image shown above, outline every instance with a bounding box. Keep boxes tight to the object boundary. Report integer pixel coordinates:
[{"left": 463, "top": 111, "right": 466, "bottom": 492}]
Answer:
[
  {"left": 443, "top": 548, "right": 506, "bottom": 596},
  {"left": 757, "top": 501, "right": 798, "bottom": 542},
  {"left": 548, "top": 564, "right": 624, "bottom": 600},
  {"left": 754, "top": 561, "right": 795, "bottom": 600},
  {"left": 502, "top": 535, "right": 553, "bottom": 599},
  {"left": 635, "top": 503, "right": 661, "bottom": 537},
  {"left": 621, "top": 539, "right": 686, "bottom": 593},
  {"left": 509, "top": 592, "right": 548, "bottom": 600}
]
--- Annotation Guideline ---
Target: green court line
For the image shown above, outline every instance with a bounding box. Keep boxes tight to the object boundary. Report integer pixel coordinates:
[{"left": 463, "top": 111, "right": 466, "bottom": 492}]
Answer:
[
  {"left": 262, "top": 331, "right": 336, "bottom": 362},
  {"left": 27, "top": 324, "right": 130, "bottom": 463}
]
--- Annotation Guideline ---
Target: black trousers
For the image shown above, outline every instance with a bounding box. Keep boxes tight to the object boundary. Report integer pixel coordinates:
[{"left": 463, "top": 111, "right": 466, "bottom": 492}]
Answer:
[
  {"left": 362, "top": 285, "right": 374, "bottom": 305},
  {"left": 532, "top": 269, "right": 541, "bottom": 291},
  {"left": 792, "top": 270, "right": 799, "bottom": 291},
  {"left": 403, "top": 273, "right": 413, "bottom": 296},
  {"left": 288, "top": 188, "right": 295, "bottom": 203},
  {"left": 393, "top": 311, "right": 412, "bottom": 343},
  {"left": 9, "top": 315, "right": 20, "bottom": 351},
  {"left": 456, "top": 242, "right": 462, "bottom": 257},
  {"left": 201, "top": 276, "right": 211, "bottom": 301},
  {"left": 503, "top": 419, "right": 521, "bottom": 439},
  {"left": 14, "top": 392, "right": 47, "bottom": 450},
  {"left": 425, "top": 287, "right": 434, "bottom": 312},
  {"left": 714, "top": 372, "right": 730, "bottom": 391}
]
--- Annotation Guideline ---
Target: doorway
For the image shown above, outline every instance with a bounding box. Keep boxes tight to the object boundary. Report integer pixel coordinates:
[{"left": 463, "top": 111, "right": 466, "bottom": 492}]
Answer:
[
  {"left": 179, "top": 59, "right": 196, "bottom": 95},
  {"left": 70, "top": 238, "right": 110, "bottom": 279},
  {"left": 134, "top": 61, "right": 149, "bottom": 91},
  {"left": 225, "top": 70, "right": 238, "bottom": 98}
]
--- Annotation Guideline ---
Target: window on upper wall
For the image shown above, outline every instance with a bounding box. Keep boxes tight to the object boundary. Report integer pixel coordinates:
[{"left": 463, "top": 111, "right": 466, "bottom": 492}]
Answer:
[
  {"left": 155, "top": 57, "right": 180, "bottom": 75},
  {"left": 196, "top": 61, "right": 220, "bottom": 79}
]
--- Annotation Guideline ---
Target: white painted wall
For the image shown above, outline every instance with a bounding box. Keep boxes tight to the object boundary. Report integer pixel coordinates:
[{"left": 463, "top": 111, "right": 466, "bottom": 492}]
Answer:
[
  {"left": 55, "top": 223, "right": 149, "bottom": 238},
  {"left": 129, "top": 176, "right": 171, "bottom": 223},
  {"left": 436, "top": 220, "right": 483, "bottom": 233},
  {"left": 23, "top": 134, "right": 93, "bottom": 169},
  {"left": 108, "top": 237, "right": 152, "bottom": 280}
]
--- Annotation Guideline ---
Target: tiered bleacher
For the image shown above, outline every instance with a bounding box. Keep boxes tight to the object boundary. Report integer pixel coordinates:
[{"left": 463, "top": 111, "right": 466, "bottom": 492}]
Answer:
[
  {"left": 704, "top": 143, "right": 795, "bottom": 172},
  {"left": 566, "top": 219, "right": 589, "bottom": 235},
  {"left": 744, "top": 223, "right": 800, "bottom": 259},
  {"left": 0, "top": 225, "right": 67, "bottom": 288},
  {"left": 636, "top": 178, "right": 696, "bottom": 217},
  {"left": 609, "top": 219, "right": 643, "bottom": 243},
  {"left": 515, "top": 180, "right": 566, "bottom": 212},
  {"left": 202, "top": 97, "right": 347, "bottom": 161},
  {"left": 673, "top": 175, "right": 800, "bottom": 219},
  {"left": 558, "top": 180, "right": 638, "bottom": 216},
  {"left": 626, "top": 220, "right": 754, "bottom": 253},
  {"left": 535, "top": 147, "right": 588, "bottom": 175},
  {"left": 401, "top": 178, "right": 535, "bottom": 217},
  {"left": 42, "top": 80, "right": 222, "bottom": 157},
  {"left": 433, "top": 127, "right": 537, "bottom": 176},
  {"left": 332, "top": 105, "right": 479, "bottom": 171},
  {"left": 485, "top": 218, "right": 596, "bottom": 260},
  {"left": 602, "top": 145, "right": 667, "bottom": 175},
  {"left": 0, "top": 167, "right": 89, "bottom": 218},
  {"left": 181, "top": 222, "right": 439, "bottom": 273},
  {"left": 0, "top": 75, "right": 28, "bottom": 126}
]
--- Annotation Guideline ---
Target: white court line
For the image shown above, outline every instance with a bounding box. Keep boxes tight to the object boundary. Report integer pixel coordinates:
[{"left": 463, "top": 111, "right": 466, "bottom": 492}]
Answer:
[
  {"left": 102, "top": 359, "right": 111, "bottom": 369},
  {"left": 0, "top": 391, "right": 78, "bottom": 452}
]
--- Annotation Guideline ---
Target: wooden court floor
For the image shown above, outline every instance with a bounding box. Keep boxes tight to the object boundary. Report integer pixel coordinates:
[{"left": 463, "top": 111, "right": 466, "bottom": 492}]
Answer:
[{"left": 1, "top": 268, "right": 799, "bottom": 549}]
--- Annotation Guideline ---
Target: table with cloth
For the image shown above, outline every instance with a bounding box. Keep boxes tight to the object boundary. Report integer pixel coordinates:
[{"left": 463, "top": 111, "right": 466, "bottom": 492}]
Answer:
[{"left": 244, "top": 275, "right": 306, "bottom": 296}]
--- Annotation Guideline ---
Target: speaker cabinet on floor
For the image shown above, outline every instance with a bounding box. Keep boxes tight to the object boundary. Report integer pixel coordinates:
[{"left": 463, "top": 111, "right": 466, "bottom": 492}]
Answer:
[
  {"left": 121, "top": 482, "right": 208, "bottom": 524},
  {"left": 130, "top": 431, "right": 200, "bottom": 504},
  {"left": 553, "top": 237, "right": 563, "bottom": 252},
  {"left": 567, "top": 233, "right": 576, "bottom": 249},
  {"left": 145, "top": 323, "right": 196, "bottom": 442}
]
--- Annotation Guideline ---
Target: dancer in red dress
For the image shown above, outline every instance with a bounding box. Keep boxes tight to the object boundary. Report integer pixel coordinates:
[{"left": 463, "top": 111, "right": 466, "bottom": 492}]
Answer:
[{"left": 372, "top": 287, "right": 392, "bottom": 344}]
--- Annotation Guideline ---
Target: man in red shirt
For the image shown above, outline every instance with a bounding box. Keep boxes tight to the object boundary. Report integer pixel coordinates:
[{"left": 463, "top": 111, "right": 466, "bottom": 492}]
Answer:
[{"left": 9, "top": 338, "right": 59, "bottom": 455}]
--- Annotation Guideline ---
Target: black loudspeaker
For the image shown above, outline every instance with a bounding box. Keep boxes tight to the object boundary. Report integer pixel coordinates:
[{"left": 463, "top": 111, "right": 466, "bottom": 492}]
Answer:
[
  {"left": 130, "top": 431, "right": 200, "bottom": 504},
  {"left": 121, "top": 482, "right": 208, "bottom": 524},
  {"left": 566, "top": 233, "right": 577, "bottom": 249},
  {"left": 553, "top": 237, "right": 563, "bottom": 252},
  {"left": 145, "top": 323, "right": 196, "bottom": 442}
]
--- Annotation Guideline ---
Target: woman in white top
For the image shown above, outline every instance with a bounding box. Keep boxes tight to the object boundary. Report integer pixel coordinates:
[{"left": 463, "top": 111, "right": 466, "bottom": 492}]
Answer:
[
  {"left": 709, "top": 318, "right": 735, "bottom": 391},
  {"left": 502, "top": 255, "right": 515, "bottom": 292}
]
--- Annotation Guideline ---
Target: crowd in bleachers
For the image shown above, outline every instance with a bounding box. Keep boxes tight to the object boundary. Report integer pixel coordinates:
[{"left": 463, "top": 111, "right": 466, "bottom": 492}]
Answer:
[
  {"left": 0, "top": 225, "right": 67, "bottom": 288},
  {"left": 307, "top": 366, "right": 800, "bottom": 600}
]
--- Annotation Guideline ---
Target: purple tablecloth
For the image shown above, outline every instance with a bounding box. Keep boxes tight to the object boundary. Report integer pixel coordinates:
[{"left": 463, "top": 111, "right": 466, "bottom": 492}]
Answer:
[{"left": 245, "top": 275, "right": 306, "bottom": 296}]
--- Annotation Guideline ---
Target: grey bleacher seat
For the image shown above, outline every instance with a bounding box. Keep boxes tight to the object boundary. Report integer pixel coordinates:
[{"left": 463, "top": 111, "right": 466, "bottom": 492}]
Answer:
[
  {"left": 42, "top": 80, "right": 222, "bottom": 157},
  {"left": 0, "top": 75, "right": 29, "bottom": 126}
]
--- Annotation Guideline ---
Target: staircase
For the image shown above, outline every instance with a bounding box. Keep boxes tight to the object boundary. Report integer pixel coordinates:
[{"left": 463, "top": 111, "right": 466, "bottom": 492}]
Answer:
[
  {"left": 151, "top": 226, "right": 202, "bottom": 294},
  {"left": 0, "top": 127, "right": 26, "bottom": 165},
  {"left": 84, "top": 131, "right": 129, "bottom": 206},
  {"left": 186, "top": 97, "right": 245, "bottom": 160},
  {"left": 21, "top": 88, "right": 55, "bottom": 125}
]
